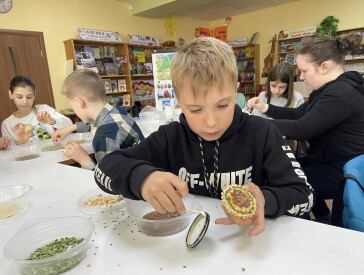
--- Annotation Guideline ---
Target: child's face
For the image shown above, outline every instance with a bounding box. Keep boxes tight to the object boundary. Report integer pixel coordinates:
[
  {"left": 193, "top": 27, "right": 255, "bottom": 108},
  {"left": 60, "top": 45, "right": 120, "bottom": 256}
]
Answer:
[
  {"left": 178, "top": 81, "right": 237, "bottom": 141},
  {"left": 270, "top": 81, "right": 288, "bottom": 97},
  {"left": 9, "top": 86, "right": 35, "bottom": 112}
]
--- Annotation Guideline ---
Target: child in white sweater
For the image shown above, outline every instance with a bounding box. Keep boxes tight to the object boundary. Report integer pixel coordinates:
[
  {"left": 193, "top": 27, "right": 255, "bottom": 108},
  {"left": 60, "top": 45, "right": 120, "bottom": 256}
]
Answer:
[
  {"left": 1, "top": 76, "right": 72, "bottom": 145},
  {"left": 251, "top": 63, "right": 304, "bottom": 118}
]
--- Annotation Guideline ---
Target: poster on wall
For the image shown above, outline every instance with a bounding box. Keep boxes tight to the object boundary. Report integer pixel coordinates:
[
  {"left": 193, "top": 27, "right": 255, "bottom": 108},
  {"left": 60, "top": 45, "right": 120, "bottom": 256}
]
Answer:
[
  {"left": 132, "top": 79, "right": 155, "bottom": 101},
  {"left": 152, "top": 49, "right": 180, "bottom": 119},
  {"left": 77, "top": 28, "right": 121, "bottom": 42},
  {"left": 277, "top": 26, "right": 317, "bottom": 40}
]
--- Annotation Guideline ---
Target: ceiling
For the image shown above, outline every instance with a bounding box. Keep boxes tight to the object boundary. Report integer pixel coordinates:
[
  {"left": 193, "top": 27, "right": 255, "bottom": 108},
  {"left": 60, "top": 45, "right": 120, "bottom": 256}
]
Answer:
[{"left": 115, "top": 0, "right": 298, "bottom": 21}]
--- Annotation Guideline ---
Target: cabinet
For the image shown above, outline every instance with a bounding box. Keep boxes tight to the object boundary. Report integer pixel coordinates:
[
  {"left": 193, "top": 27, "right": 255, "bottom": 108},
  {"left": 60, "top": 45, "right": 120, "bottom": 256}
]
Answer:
[
  {"left": 233, "top": 44, "right": 260, "bottom": 99},
  {"left": 64, "top": 39, "right": 133, "bottom": 105},
  {"left": 337, "top": 27, "right": 364, "bottom": 75}
]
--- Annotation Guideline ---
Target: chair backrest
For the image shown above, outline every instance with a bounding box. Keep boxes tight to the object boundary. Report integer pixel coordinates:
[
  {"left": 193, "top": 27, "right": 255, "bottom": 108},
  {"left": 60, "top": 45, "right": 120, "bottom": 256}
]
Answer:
[{"left": 342, "top": 154, "right": 364, "bottom": 232}]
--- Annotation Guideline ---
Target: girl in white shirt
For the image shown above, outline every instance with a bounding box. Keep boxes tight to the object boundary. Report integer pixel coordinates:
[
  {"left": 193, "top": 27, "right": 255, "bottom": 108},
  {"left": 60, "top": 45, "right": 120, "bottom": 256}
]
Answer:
[
  {"left": 251, "top": 63, "right": 304, "bottom": 118},
  {"left": 1, "top": 76, "right": 72, "bottom": 145}
]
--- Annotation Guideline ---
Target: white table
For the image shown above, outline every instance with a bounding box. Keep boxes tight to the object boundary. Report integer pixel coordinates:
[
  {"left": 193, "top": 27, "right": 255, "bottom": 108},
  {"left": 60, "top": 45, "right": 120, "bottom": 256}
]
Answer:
[{"left": 1, "top": 143, "right": 364, "bottom": 275}]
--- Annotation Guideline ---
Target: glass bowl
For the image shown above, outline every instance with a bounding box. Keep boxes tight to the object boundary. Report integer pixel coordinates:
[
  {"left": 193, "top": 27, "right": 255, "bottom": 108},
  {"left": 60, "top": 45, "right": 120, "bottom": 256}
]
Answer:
[
  {"left": 126, "top": 194, "right": 202, "bottom": 236},
  {"left": 3, "top": 216, "right": 94, "bottom": 275},
  {"left": 62, "top": 133, "right": 92, "bottom": 146},
  {"left": 0, "top": 185, "right": 33, "bottom": 220},
  {"left": 13, "top": 144, "right": 41, "bottom": 161},
  {"left": 77, "top": 188, "right": 126, "bottom": 214}
]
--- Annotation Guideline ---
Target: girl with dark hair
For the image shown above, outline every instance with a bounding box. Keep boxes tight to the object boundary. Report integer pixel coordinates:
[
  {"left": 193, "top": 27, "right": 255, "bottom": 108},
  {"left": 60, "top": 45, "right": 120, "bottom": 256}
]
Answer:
[
  {"left": 1, "top": 75, "right": 72, "bottom": 145},
  {"left": 251, "top": 62, "right": 304, "bottom": 118},
  {"left": 248, "top": 34, "right": 364, "bottom": 225}
]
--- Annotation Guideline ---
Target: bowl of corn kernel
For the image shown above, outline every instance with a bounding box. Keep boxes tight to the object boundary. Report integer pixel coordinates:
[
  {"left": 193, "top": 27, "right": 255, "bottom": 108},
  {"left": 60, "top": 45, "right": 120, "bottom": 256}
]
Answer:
[{"left": 77, "top": 188, "right": 125, "bottom": 214}]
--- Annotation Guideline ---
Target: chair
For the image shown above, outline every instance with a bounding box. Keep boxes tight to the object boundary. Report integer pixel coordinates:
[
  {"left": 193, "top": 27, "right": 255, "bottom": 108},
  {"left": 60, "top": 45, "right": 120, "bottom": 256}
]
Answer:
[{"left": 333, "top": 154, "right": 364, "bottom": 231}]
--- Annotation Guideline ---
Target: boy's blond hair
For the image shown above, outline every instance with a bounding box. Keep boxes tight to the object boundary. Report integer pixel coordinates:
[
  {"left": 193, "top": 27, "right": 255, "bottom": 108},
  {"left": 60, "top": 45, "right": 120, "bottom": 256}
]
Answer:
[
  {"left": 171, "top": 37, "right": 238, "bottom": 99},
  {"left": 61, "top": 69, "right": 105, "bottom": 102}
]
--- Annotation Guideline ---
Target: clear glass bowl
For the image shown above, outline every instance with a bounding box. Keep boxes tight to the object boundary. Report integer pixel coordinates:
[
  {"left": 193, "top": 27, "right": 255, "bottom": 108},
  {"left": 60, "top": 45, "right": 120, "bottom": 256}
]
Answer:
[
  {"left": 13, "top": 144, "right": 41, "bottom": 161},
  {"left": 126, "top": 194, "right": 202, "bottom": 236},
  {"left": 62, "top": 133, "right": 92, "bottom": 146},
  {"left": 3, "top": 216, "right": 94, "bottom": 275},
  {"left": 77, "top": 188, "right": 126, "bottom": 214},
  {"left": 0, "top": 185, "right": 33, "bottom": 220}
]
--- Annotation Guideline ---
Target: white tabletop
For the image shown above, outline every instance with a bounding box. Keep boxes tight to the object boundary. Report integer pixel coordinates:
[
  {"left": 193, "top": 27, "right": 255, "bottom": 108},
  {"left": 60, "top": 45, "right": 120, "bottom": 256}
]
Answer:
[{"left": 1, "top": 140, "right": 364, "bottom": 275}]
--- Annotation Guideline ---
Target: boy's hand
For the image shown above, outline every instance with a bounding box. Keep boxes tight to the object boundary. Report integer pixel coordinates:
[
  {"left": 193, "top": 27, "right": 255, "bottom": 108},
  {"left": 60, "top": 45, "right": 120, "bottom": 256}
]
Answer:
[
  {"left": 247, "top": 97, "right": 268, "bottom": 113},
  {"left": 215, "top": 182, "right": 265, "bottom": 237},
  {"left": 37, "top": 111, "right": 56, "bottom": 125},
  {"left": 0, "top": 136, "right": 12, "bottom": 149},
  {"left": 52, "top": 124, "right": 77, "bottom": 143},
  {"left": 11, "top": 123, "right": 34, "bottom": 145},
  {"left": 141, "top": 171, "right": 189, "bottom": 215},
  {"left": 62, "top": 143, "right": 90, "bottom": 165}
]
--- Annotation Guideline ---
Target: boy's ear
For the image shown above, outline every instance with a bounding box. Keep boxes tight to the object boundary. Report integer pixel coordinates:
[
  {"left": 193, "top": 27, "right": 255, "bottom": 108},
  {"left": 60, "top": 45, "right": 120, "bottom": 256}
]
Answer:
[{"left": 74, "top": 96, "right": 87, "bottom": 109}]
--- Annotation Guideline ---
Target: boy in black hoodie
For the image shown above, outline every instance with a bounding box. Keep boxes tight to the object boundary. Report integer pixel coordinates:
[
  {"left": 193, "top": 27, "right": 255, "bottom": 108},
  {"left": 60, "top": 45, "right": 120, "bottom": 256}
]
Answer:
[{"left": 94, "top": 37, "right": 313, "bottom": 236}]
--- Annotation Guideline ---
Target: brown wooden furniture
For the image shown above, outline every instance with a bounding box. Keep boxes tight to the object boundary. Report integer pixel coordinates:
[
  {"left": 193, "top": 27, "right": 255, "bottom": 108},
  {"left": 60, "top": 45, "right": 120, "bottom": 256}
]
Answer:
[
  {"left": 64, "top": 39, "right": 134, "bottom": 104},
  {"left": 233, "top": 44, "right": 260, "bottom": 99}
]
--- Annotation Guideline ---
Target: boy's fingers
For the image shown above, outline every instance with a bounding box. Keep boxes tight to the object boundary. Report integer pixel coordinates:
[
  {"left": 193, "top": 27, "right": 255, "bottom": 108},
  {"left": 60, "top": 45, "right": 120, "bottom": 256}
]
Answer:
[
  {"left": 248, "top": 222, "right": 265, "bottom": 237},
  {"left": 165, "top": 186, "right": 186, "bottom": 215},
  {"left": 157, "top": 191, "right": 177, "bottom": 213},
  {"left": 170, "top": 175, "right": 189, "bottom": 197},
  {"left": 215, "top": 217, "right": 233, "bottom": 225},
  {"left": 148, "top": 197, "right": 165, "bottom": 213}
]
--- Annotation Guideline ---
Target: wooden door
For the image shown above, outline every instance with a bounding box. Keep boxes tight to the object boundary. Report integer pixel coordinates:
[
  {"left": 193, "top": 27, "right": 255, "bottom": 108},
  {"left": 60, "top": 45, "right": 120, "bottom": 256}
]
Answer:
[{"left": 0, "top": 29, "right": 54, "bottom": 132}]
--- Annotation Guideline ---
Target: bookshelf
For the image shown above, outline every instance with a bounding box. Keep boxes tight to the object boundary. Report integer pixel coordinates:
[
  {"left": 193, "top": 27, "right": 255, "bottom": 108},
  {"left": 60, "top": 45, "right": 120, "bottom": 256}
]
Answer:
[
  {"left": 64, "top": 39, "right": 133, "bottom": 106},
  {"left": 233, "top": 44, "right": 260, "bottom": 99},
  {"left": 128, "top": 44, "right": 161, "bottom": 103},
  {"left": 277, "top": 34, "right": 316, "bottom": 77},
  {"left": 337, "top": 27, "right": 364, "bottom": 75}
]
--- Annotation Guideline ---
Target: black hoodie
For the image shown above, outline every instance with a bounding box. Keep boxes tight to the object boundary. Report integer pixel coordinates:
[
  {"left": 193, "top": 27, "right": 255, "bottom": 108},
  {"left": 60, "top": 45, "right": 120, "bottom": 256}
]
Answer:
[
  {"left": 94, "top": 105, "right": 314, "bottom": 218},
  {"left": 266, "top": 71, "right": 364, "bottom": 163}
]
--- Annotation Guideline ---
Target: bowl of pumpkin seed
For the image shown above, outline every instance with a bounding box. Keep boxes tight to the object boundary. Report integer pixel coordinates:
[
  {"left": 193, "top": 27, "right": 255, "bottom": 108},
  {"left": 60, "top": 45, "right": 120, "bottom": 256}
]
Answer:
[{"left": 3, "top": 216, "right": 94, "bottom": 275}]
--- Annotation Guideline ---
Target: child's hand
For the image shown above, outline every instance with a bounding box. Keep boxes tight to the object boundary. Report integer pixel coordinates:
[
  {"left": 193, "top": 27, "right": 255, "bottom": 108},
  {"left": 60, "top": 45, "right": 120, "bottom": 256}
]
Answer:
[
  {"left": 247, "top": 97, "right": 268, "bottom": 113},
  {"left": 62, "top": 143, "right": 90, "bottom": 165},
  {"left": 52, "top": 125, "right": 77, "bottom": 143},
  {"left": 141, "top": 171, "right": 189, "bottom": 215},
  {"left": 11, "top": 123, "right": 34, "bottom": 145},
  {"left": 215, "top": 182, "right": 265, "bottom": 237},
  {"left": 0, "top": 136, "right": 12, "bottom": 149},
  {"left": 37, "top": 111, "right": 56, "bottom": 125}
]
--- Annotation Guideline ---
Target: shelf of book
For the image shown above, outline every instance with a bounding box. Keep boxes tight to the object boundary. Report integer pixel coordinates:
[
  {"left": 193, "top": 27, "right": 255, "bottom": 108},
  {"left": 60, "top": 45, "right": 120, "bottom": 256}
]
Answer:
[
  {"left": 233, "top": 44, "right": 260, "bottom": 98},
  {"left": 64, "top": 39, "right": 134, "bottom": 107},
  {"left": 131, "top": 74, "right": 154, "bottom": 77}
]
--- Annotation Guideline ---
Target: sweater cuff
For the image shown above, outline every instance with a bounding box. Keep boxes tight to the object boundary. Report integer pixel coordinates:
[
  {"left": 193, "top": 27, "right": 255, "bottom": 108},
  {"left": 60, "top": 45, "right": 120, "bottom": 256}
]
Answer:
[
  {"left": 76, "top": 122, "right": 90, "bottom": 133},
  {"left": 130, "top": 165, "right": 163, "bottom": 200},
  {"left": 81, "top": 159, "right": 96, "bottom": 170},
  {"left": 262, "top": 189, "right": 279, "bottom": 217}
]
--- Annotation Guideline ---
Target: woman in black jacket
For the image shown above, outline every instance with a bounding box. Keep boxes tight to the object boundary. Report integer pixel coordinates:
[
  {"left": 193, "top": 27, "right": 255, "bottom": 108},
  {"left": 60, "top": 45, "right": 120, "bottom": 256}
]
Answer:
[{"left": 248, "top": 34, "right": 364, "bottom": 225}]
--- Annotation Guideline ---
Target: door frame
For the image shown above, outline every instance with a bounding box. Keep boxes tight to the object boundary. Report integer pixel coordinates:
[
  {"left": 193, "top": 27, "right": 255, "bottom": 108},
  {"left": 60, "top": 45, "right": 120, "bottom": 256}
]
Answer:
[{"left": 0, "top": 28, "right": 55, "bottom": 107}]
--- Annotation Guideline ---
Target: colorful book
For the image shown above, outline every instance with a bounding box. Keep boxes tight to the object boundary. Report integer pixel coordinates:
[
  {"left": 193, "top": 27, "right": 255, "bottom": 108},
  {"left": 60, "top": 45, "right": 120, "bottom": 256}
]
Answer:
[
  {"left": 95, "top": 59, "right": 106, "bottom": 75},
  {"left": 118, "top": 79, "right": 127, "bottom": 92},
  {"left": 103, "top": 79, "right": 112, "bottom": 93},
  {"left": 105, "top": 95, "right": 116, "bottom": 106},
  {"left": 111, "top": 80, "right": 118, "bottom": 92},
  {"left": 113, "top": 95, "right": 123, "bottom": 106},
  {"left": 104, "top": 62, "right": 116, "bottom": 75},
  {"left": 123, "top": 94, "right": 131, "bottom": 106}
]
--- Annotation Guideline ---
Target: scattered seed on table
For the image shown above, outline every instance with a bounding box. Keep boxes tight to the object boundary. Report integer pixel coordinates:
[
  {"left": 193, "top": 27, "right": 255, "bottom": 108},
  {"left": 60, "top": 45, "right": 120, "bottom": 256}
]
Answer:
[
  {"left": 160, "top": 268, "right": 163, "bottom": 271},
  {"left": 87, "top": 264, "right": 91, "bottom": 268},
  {"left": 118, "top": 264, "right": 120, "bottom": 267},
  {"left": 183, "top": 266, "right": 186, "bottom": 268},
  {"left": 241, "top": 267, "right": 246, "bottom": 272}
]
